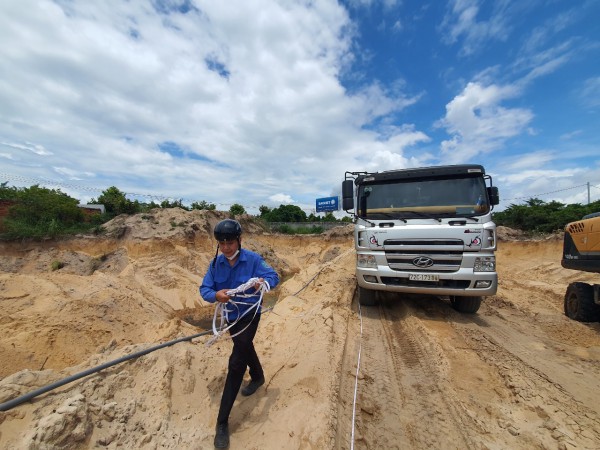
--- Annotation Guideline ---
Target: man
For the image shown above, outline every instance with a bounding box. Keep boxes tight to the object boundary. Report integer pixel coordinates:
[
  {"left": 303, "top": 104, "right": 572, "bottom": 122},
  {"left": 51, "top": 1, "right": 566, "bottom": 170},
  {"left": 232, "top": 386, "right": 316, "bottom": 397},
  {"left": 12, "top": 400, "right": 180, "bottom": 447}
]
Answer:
[{"left": 200, "top": 219, "right": 279, "bottom": 449}]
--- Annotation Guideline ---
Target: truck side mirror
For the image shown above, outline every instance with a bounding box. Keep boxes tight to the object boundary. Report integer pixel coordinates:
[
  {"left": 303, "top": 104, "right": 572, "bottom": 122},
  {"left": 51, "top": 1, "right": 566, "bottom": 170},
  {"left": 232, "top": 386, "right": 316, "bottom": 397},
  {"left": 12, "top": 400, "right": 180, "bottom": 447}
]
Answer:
[
  {"left": 487, "top": 186, "right": 499, "bottom": 206},
  {"left": 342, "top": 180, "right": 354, "bottom": 211}
]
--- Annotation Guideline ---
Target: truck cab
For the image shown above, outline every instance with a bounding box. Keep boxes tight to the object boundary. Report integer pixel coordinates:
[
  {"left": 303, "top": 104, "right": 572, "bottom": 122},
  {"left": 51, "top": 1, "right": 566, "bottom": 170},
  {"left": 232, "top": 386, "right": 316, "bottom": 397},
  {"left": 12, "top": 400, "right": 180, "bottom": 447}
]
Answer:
[{"left": 342, "top": 164, "right": 500, "bottom": 313}]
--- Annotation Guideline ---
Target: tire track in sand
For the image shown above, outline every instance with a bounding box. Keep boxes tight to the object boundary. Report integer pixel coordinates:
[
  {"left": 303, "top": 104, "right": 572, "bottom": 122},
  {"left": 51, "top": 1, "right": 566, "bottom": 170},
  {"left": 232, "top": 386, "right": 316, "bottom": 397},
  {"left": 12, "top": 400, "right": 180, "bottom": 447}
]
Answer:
[
  {"left": 335, "top": 292, "right": 480, "bottom": 449},
  {"left": 378, "top": 294, "right": 479, "bottom": 450}
]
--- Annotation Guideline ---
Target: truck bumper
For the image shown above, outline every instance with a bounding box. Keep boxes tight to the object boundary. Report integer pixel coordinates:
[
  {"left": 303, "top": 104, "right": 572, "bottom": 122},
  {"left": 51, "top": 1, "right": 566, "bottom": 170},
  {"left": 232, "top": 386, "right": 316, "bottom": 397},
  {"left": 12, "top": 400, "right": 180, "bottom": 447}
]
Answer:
[{"left": 356, "top": 266, "right": 498, "bottom": 297}]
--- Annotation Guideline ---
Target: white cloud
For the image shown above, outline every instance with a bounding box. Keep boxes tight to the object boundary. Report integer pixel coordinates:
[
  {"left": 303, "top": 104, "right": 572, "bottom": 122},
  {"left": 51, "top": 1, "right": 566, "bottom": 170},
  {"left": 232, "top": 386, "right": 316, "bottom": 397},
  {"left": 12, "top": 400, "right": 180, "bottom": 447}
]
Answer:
[
  {"left": 440, "top": 0, "right": 514, "bottom": 56},
  {"left": 269, "top": 193, "right": 295, "bottom": 204},
  {"left": 560, "top": 130, "right": 583, "bottom": 140},
  {"left": 1, "top": 141, "right": 53, "bottom": 156},
  {"left": 504, "top": 151, "right": 557, "bottom": 171},
  {"left": 53, "top": 166, "right": 95, "bottom": 180},
  {"left": 0, "top": 1, "right": 596, "bottom": 213},
  {"left": 438, "top": 82, "right": 533, "bottom": 162},
  {"left": 502, "top": 168, "right": 582, "bottom": 185},
  {"left": 0, "top": 0, "right": 425, "bottom": 211},
  {"left": 580, "top": 76, "right": 600, "bottom": 109},
  {"left": 520, "top": 8, "right": 577, "bottom": 55},
  {"left": 345, "top": 0, "right": 401, "bottom": 8}
]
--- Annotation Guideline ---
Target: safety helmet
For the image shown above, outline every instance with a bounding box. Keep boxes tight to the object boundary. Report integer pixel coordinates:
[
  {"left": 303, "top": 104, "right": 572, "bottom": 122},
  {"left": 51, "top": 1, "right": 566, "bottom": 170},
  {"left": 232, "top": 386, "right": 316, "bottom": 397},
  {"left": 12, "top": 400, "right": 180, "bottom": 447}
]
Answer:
[{"left": 214, "top": 219, "right": 242, "bottom": 241}]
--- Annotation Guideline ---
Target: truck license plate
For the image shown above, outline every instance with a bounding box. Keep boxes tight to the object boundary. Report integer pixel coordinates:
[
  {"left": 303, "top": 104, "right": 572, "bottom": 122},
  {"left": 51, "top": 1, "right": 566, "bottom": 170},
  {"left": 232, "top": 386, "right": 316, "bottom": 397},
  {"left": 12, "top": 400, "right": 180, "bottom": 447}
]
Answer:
[{"left": 409, "top": 274, "right": 439, "bottom": 282}]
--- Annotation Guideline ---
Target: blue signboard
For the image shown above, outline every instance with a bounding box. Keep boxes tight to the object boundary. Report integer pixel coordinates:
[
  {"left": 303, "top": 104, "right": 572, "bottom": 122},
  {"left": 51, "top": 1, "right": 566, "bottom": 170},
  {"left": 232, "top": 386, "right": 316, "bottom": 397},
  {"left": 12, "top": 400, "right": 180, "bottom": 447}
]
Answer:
[{"left": 316, "top": 196, "right": 339, "bottom": 212}]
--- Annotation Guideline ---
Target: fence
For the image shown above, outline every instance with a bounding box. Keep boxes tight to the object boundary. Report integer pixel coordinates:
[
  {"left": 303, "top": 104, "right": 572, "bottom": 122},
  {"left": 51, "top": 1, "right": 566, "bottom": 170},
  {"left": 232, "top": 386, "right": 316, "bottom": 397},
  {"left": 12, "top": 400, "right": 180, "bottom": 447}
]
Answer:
[{"left": 267, "top": 222, "right": 347, "bottom": 231}]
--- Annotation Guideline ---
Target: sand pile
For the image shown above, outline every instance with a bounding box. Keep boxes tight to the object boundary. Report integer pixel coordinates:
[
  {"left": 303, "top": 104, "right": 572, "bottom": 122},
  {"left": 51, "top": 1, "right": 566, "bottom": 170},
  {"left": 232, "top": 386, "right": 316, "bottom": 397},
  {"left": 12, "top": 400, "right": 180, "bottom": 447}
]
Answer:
[
  {"left": 0, "top": 210, "right": 355, "bottom": 449},
  {"left": 1, "top": 212, "right": 600, "bottom": 449}
]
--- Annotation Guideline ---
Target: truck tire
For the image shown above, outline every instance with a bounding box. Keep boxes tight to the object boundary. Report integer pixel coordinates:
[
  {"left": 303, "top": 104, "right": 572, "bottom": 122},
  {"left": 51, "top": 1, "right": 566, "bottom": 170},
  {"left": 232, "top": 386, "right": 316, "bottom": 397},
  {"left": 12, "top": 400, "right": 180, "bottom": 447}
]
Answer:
[
  {"left": 358, "top": 286, "right": 377, "bottom": 306},
  {"left": 564, "top": 282, "right": 600, "bottom": 322},
  {"left": 449, "top": 296, "right": 481, "bottom": 314}
]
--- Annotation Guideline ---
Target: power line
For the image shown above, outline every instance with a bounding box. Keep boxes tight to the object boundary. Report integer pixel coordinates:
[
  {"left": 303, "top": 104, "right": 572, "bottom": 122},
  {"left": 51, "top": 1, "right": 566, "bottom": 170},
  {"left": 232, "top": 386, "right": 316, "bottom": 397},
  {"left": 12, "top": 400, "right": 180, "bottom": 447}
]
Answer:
[
  {"left": 3, "top": 172, "right": 598, "bottom": 210},
  {"left": 503, "top": 182, "right": 599, "bottom": 202},
  {"left": 0, "top": 172, "right": 308, "bottom": 212},
  {"left": 0, "top": 172, "right": 240, "bottom": 207}
]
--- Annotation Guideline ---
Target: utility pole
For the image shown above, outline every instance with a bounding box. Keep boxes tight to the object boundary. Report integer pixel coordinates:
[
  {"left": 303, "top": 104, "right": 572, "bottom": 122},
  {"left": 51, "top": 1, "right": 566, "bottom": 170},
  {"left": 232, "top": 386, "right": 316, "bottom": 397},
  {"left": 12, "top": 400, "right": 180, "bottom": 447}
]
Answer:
[{"left": 588, "top": 182, "right": 591, "bottom": 205}]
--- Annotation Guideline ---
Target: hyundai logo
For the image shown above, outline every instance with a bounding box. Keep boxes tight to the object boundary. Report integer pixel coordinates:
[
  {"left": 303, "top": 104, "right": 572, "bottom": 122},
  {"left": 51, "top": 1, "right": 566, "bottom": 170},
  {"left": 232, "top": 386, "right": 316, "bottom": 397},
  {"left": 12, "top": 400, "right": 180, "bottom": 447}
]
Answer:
[{"left": 412, "top": 256, "right": 434, "bottom": 268}]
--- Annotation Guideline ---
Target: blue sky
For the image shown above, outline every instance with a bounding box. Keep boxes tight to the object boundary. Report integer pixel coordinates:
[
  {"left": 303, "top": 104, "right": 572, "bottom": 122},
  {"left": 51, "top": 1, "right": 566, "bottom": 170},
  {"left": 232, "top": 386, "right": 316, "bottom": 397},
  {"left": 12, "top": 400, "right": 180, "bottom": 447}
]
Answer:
[{"left": 0, "top": 0, "right": 599, "bottom": 215}]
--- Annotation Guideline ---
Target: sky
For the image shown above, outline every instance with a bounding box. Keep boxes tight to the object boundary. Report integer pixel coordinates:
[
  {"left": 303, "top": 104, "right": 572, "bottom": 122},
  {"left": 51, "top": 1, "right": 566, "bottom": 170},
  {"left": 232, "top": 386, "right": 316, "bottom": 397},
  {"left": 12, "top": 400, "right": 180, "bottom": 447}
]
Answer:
[{"left": 1, "top": 0, "right": 599, "bottom": 215}]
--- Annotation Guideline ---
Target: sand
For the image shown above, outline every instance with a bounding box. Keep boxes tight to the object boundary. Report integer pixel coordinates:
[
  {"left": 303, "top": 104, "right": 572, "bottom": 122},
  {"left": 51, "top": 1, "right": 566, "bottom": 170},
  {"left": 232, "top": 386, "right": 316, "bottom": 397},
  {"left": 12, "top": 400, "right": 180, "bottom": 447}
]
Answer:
[{"left": 0, "top": 209, "right": 599, "bottom": 449}]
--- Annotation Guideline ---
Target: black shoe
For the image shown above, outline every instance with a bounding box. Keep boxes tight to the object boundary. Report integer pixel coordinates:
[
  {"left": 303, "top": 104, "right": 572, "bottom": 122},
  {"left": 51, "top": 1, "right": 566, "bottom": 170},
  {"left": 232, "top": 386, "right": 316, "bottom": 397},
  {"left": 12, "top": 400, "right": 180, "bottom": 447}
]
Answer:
[
  {"left": 241, "top": 376, "right": 265, "bottom": 397},
  {"left": 214, "top": 423, "right": 229, "bottom": 449}
]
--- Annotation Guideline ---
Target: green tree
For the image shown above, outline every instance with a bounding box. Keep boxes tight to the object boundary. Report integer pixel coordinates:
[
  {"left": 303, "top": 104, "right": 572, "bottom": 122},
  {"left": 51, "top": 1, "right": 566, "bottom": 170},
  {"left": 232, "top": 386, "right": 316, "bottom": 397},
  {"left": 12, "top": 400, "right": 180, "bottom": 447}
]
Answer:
[
  {"left": 3, "top": 185, "right": 85, "bottom": 238},
  {"left": 493, "top": 197, "right": 600, "bottom": 233},
  {"left": 322, "top": 212, "right": 337, "bottom": 222},
  {"left": 160, "top": 198, "right": 188, "bottom": 210},
  {"left": 0, "top": 182, "right": 19, "bottom": 200},
  {"left": 229, "top": 203, "right": 246, "bottom": 216},
  {"left": 91, "top": 186, "right": 140, "bottom": 216},
  {"left": 140, "top": 201, "right": 160, "bottom": 211},
  {"left": 261, "top": 204, "right": 307, "bottom": 222},
  {"left": 259, "top": 205, "right": 271, "bottom": 217},
  {"left": 191, "top": 200, "right": 216, "bottom": 210}
]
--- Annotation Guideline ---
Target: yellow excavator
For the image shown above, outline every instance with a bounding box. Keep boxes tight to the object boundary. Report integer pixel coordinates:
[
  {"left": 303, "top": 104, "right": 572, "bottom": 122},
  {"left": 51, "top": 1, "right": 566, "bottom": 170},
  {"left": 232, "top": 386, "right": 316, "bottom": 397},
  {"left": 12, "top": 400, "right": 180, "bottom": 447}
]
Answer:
[{"left": 561, "top": 212, "right": 600, "bottom": 322}]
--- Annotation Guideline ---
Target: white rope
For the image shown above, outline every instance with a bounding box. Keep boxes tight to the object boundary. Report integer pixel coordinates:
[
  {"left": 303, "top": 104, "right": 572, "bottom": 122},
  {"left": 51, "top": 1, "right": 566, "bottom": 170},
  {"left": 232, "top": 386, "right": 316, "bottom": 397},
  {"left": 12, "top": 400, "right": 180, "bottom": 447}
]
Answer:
[
  {"left": 350, "top": 301, "right": 363, "bottom": 450},
  {"left": 205, "top": 278, "right": 271, "bottom": 347}
]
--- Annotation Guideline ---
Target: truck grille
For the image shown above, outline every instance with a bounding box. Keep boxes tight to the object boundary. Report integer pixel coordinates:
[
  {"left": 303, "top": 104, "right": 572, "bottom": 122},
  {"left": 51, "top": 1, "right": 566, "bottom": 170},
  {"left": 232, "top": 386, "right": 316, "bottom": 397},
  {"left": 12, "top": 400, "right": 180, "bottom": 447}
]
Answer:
[{"left": 383, "top": 238, "right": 464, "bottom": 273}]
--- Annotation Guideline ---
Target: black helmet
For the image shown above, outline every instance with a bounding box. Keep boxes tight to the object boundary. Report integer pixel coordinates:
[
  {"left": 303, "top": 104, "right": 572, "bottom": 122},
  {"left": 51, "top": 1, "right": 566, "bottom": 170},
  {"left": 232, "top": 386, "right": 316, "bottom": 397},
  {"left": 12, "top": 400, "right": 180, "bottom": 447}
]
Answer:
[{"left": 214, "top": 219, "right": 242, "bottom": 241}]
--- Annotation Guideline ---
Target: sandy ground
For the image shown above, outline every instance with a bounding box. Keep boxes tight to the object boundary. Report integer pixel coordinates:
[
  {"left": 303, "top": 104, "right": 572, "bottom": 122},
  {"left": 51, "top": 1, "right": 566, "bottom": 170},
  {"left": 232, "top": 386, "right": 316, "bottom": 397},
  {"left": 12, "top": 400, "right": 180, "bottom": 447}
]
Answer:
[{"left": 0, "top": 209, "right": 599, "bottom": 449}]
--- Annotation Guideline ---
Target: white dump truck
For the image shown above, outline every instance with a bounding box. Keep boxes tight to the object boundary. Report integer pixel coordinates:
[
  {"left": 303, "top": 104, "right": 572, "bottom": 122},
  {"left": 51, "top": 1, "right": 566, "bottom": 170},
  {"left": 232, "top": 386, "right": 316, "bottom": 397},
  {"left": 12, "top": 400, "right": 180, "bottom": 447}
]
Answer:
[{"left": 342, "top": 164, "right": 500, "bottom": 313}]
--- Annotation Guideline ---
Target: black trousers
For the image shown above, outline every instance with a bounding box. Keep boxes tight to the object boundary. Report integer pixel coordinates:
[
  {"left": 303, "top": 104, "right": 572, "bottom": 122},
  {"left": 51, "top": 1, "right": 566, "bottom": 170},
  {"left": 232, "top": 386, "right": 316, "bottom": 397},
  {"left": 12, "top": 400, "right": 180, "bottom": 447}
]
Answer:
[{"left": 216, "top": 314, "right": 263, "bottom": 425}]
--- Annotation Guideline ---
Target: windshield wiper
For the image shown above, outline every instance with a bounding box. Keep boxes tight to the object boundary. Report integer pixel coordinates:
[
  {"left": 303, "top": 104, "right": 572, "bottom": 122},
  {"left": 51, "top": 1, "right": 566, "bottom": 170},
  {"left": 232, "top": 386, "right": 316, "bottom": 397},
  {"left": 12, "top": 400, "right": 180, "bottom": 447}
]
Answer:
[
  {"left": 358, "top": 212, "right": 408, "bottom": 226},
  {"left": 356, "top": 214, "right": 377, "bottom": 227},
  {"left": 398, "top": 210, "right": 442, "bottom": 222},
  {"left": 369, "top": 212, "right": 407, "bottom": 223}
]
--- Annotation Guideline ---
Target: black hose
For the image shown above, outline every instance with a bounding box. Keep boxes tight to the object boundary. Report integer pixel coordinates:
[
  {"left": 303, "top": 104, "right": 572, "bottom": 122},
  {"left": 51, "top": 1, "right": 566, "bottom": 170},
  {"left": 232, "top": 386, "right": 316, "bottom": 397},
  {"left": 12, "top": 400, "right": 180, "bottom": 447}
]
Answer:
[
  {"left": 0, "top": 329, "right": 212, "bottom": 412},
  {"left": 1, "top": 267, "right": 327, "bottom": 412}
]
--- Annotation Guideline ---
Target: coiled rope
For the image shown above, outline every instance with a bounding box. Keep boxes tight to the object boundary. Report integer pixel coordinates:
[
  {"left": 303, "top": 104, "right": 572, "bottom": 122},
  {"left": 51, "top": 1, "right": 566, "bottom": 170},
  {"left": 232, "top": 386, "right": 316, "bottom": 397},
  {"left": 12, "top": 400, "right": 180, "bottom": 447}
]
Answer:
[{"left": 205, "top": 277, "right": 270, "bottom": 347}]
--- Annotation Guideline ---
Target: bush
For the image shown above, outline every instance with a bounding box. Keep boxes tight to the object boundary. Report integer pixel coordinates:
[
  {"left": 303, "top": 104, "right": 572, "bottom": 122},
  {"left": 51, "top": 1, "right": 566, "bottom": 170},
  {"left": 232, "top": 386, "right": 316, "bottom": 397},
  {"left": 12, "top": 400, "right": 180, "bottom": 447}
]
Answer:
[
  {"left": 90, "top": 186, "right": 141, "bottom": 217},
  {"left": 1, "top": 185, "right": 96, "bottom": 239},
  {"left": 273, "top": 224, "right": 324, "bottom": 235},
  {"left": 493, "top": 198, "right": 600, "bottom": 233},
  {"left": 229, "top": 203, "right": 246, "bottom": 216},
  {"left": 260, "top": 204, "right": 307, "bottom": 222}
]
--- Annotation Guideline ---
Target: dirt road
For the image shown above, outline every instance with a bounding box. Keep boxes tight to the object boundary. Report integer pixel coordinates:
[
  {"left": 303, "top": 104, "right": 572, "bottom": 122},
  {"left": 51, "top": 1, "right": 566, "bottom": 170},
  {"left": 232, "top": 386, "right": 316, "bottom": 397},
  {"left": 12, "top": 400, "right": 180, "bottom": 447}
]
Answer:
[
  {"left": 1, "top": 210, "right": 599, "bottom": 449},
  {"left": 336, "top": 237, "right": 600, "bottom": 450}
]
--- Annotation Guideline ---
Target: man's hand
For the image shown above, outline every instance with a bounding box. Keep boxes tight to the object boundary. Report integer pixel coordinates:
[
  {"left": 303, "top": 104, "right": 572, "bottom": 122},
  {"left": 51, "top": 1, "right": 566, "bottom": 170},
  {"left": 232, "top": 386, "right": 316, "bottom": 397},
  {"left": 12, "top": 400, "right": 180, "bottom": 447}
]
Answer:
[
  {"left": 215, "top": 289, "right": 231, "bottom": 303},
  {"left": 253, "top": 278, "right": 264, "bottom": 291}
]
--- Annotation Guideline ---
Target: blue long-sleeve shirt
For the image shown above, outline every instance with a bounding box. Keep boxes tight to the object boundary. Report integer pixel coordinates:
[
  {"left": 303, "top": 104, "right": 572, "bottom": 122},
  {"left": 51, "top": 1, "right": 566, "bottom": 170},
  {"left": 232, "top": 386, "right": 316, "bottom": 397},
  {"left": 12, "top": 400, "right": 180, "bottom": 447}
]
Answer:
[{"left": 200, "top": 248, "right": 279, "bottom": 321}]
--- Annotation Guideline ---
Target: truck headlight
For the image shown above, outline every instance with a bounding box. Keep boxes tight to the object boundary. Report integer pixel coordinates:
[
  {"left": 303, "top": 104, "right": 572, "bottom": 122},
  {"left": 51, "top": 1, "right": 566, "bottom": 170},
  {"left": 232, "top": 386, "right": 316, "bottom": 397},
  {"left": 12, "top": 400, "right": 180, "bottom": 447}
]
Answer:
[
  {"left": 474, "top": 256, "right": 495, "bottom": 272},
  {"left": 357, "top": 254, "right": 377, "bottom": 269}
]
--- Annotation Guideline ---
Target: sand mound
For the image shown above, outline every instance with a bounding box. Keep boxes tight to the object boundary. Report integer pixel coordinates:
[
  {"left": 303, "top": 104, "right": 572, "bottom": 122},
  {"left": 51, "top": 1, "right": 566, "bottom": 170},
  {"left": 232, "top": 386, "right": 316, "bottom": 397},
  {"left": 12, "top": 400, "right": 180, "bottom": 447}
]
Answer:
[{"left": 1, "top": 212, "right": 599, "bottom": 449}]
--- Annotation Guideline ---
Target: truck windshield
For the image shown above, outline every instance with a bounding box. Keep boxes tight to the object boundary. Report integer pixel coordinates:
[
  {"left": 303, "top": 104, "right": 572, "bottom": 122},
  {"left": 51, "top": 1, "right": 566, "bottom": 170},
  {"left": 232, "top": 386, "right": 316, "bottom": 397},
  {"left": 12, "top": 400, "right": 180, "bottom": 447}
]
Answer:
[{"left": 358, "top": 176, "right": 489, "bottom": 220}]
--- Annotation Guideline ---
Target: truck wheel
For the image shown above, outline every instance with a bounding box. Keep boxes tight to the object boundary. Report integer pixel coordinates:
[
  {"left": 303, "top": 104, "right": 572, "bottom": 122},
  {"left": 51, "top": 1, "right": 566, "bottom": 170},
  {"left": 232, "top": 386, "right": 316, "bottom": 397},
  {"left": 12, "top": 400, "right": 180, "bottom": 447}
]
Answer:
[
  {"left": 358, "top": 287, "right": 377, "bottom": 306},
  {"left": 449, "top": 296, "right": 481, "bottom": 314},
  {"left": 564, "top": 282, "right": 600, "bottom": 322}
]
